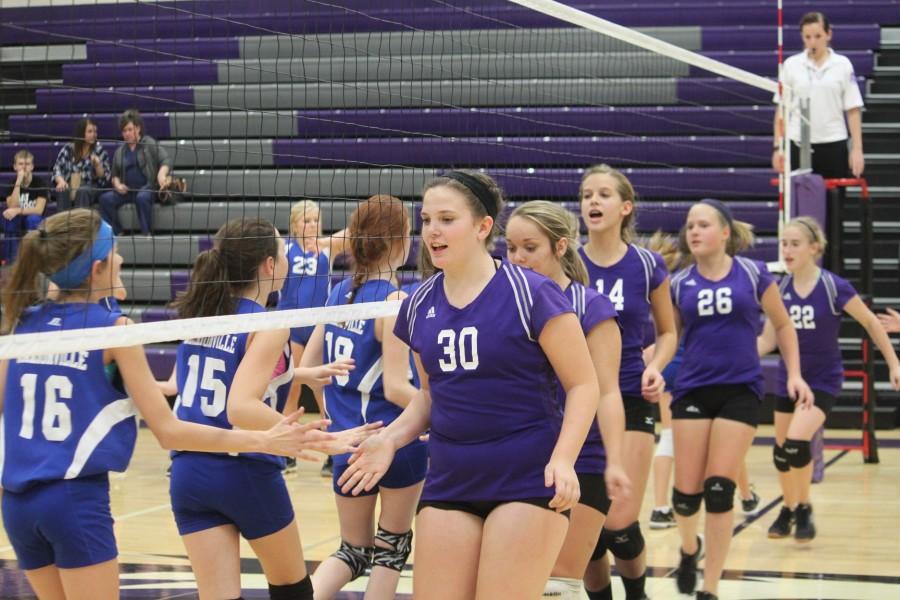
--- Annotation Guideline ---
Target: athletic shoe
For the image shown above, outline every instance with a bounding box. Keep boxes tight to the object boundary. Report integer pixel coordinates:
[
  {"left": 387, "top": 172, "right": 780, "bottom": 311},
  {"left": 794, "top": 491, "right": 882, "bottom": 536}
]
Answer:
[
  {"left": 768, "top": 506, "right": 794, "bottom": 539},
  {"left": 283, "top": 457, "right": 298, "bottom": 474},
  {"left": 741, "top": 489, "right": 761, "bottom": 515},
  {"left": 794, "top": 503, "right": 816, "bottom": 542},
  {"left": 649, "top": 508, "right": 677, "bottom": 529},
  {"left": 676, "top": 535, "right": 703, "bottom": 595},
  {"left": 696, "top": 592, "right": 718, "bottom": 600},
  {"left": 321, "top": 455, "right": 333, "bottom": 477},
  {"left": 811, "top": 427, "right": 825, "bottom": 483}
]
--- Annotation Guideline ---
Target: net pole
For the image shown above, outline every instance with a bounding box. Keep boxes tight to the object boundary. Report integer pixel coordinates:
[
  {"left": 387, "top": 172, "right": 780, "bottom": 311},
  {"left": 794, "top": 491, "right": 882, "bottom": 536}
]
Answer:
[{"left": 777, "top": 0, "right": 787, "bottom": 265}]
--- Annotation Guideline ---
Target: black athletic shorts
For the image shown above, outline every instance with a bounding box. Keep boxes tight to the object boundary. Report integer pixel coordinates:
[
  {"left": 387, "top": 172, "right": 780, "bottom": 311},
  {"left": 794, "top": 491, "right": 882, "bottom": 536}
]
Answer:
[
  {"left": 790, "top": 140, "right": 850, "bottom": 179},
  {"left": 418, "top": 498, "right": 570, "bottom": 520},
  {"left": 775, "top": 389, "right": 837, "bottom": 416},
  {"left": 624, "top": 395, "right": 655, "bottom": 434},
  {"left": 671, "top": 384, "right": 760, "bottom": 427},
  {"left": 577, "top": 472, "right": 611, "bottom": 515}
]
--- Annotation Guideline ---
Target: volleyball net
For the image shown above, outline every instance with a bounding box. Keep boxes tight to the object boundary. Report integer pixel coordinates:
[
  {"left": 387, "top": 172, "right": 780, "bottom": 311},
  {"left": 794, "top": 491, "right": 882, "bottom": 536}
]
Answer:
[{"left": 0, "top": 0, "right": 783, "bottom": 360}]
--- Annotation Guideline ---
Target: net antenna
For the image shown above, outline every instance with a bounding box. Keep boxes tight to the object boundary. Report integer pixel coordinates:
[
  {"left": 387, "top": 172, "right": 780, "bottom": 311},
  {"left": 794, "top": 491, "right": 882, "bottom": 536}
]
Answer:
[{"left": 507, "top": 0, "right": 790, "bottom": 268}]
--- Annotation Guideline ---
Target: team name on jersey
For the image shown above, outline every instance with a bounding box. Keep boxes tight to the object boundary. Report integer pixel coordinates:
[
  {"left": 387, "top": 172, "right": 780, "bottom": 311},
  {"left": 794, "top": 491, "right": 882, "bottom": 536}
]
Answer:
[
  {"left": 17, "top": 351, "right": 90, "bottom": 371},
  {"left": 183, "top": 334, "right": 239, "bottom": 354},
  {"left": 340, "top": 319, "right": 367, "bottom": 335}
]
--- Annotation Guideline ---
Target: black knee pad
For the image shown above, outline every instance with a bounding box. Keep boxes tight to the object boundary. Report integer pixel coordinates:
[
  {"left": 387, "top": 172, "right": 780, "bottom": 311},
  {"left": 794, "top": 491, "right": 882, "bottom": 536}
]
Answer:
[
  {"left": 773, "top": 443, "right": 790, "bottom": 472},
  {"left": 590, "top": 531, "right": 608, "bottom": 562},
  {"left": 672, "top": 488, "right": 703, "bottom": 517},
  {"left": 269, "top": 575, "right": 314, "bottom": 600},
  {"left": 703, "top": 476, "right": 736, "bottom": 514},
  {"left": 332, "top": 540, "right": 373, "bottom": 580},
  {"left": 784, "top": 438, "right": 812, "bottom": 469},
  {"left": 372, "top": 525, "right": 413, "bottom": 572},
  {"left": 600, "top": 521, "right": 645, "bottom": 561}
]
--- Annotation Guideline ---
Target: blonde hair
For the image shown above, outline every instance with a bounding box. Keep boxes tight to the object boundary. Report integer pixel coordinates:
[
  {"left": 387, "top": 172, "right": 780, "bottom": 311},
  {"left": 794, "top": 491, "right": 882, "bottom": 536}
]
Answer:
[
  {"left": 643, "top": 230, "right": 682, "bottom": 272},
  {"left": 510, "top": 200, "right": 589, "bottom": 285},
  {"left": 579, "top": 164, "right": 637, "bottom": 243},
  {"left": 423, "top": 171, "right": 506, "bottom": 249},
  {"left": 678, "top": 202, "right": 755, "bottom": 261},
  {"left": 786, "top": 216, "right": 827, "bottom": 258},
  {"left": 289, "top": 200, "right": 321, "bottom": 238},
  {"left": 13, "top": 149, "right": 33, "bottom": 163}
]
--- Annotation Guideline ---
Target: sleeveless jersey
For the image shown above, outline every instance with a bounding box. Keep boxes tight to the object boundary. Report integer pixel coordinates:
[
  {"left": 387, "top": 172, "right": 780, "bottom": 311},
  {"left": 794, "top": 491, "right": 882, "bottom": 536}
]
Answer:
[
  {"left": 566, "top": 281, "right": 618, "bottom": 475},
  {"left": 579, "top": 244, "right": 668, "bottom": 396},
  {"left": 277, "top": 239, "right": 330, "bottom": 311},
  {"left": 671, "top": 257, "right": 775, "bottom": 401},
  {"left": 394, "top": 261, "right": 573, "bottom": 502},
  {"left": 1, "top": 303, "right": 136, "bottom": 493},
  {"left": 776, "top": 269, "right": 856, "bottom": 397},
  {"left": 174, "top": 297, "right": 292, "bottom": 466},
  {"left": 323, "top": 278, "right": 423, "bottom": 467}
]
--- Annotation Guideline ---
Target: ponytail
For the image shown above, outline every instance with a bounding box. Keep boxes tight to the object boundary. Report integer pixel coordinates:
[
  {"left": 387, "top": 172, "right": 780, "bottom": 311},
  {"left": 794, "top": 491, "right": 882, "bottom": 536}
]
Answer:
[
  {"left": 171, "top": 217, "right": 280, "bottom": 318},
  {"left": 171, "top": 248, "right": 233, "bottom": 318},
  {"left": 2, "top": 230, "right": 45, "bottom": 334},
  {"left": 2, "top": 209, "right": 103, "bottom": 334}
]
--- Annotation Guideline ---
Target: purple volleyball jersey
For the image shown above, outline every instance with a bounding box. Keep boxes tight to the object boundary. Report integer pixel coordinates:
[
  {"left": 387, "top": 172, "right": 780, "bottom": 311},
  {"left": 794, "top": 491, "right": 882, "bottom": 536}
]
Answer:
[
  {"left": 578, "top": 244, "right": 668, "bottom": 396},
  {"left": 566, "top": 281, "right": 618, "bottom": 475},
  {"left": 671, "top": 257, "right": 775, "bottom": 401},
  {"left": 394, "top": 261, "right": 573, "bottom": 502},
  {"left": 776, "top": 269, "right": 856, "bottom": 397}
]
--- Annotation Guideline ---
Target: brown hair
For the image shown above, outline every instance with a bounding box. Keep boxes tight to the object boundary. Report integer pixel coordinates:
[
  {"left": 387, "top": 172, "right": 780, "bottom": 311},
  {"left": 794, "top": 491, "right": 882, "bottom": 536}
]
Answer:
[
  {"left": 510, "top": 200, "right": 589, "bottom": 285},
  {"left": 2, "top": 209, "right": 105, "bottom": 333},
  {"left": 347, "top": 195, "right": 410, "bottom": 303},
  {"left": 579, "top": 164, "right": 637, "bottom": 243},
  {"left": 423, "top": 170, "right": 506, "bottom": 249},
  {"left": 800, "top": 11, "right": 830, "bottom": 33},
  {"left": 172, "top": 218, "right": 280, "bottom": 318},
  {"left": 119, "top": 108, "right": 144, "bottom": 134},
  {"left": 643, "top": 230, "right": 683, "bottom": 272},
  {"left": 786, "top": 216, "right": 827, "bottom": 258},
  {"left": 678, "top": 202, "right": 755, "bottom": 261},
  {"left": 72, "top": 117, "right": 97, "bottom": 160}
]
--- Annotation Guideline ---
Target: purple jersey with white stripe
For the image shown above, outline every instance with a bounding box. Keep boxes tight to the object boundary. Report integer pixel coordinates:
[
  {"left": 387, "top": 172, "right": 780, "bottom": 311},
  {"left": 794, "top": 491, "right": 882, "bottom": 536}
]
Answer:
[
  {"left": 579, "top": 244, "right": 668, "bottom": 396},
  {"left": 776, "top": 269, "right": 856, "bottom": 397},
  {"left": 671, "top": 257, "right": 775, "bottom": 401},
  {"left": 566, "top": 281, "right": 618, "bottom": 475},
  {"left": 394, "top": 261, "right": 573, "bottom": 502}
]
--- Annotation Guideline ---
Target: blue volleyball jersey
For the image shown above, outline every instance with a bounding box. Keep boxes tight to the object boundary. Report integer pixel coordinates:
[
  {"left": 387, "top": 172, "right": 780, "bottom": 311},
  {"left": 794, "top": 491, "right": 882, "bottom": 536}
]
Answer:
[
  {"left": 671, "top": 257, "right": 775, "bottom": 401},
  {"left": 174, "top": 298, "right": 292, "bottom": 466},
  {"left": 1, "top": 303, "right": 137, "bottom": 493},
  {"left": 579, "top": 244, "right": 668, "bottom": 396},
  {"left": 394, "top": 261, "right": 573, "bottom": 502},
  {"left": 566, "top": 282, "right": 618, "bottom": 475},
  {"left": 776, "top": 269, "right": 856, "bottom": 397},
  {"left": 323, "top": 278, "right": 422, "bottom": 467},
  {"left": 277, "top": 239, "right": 330, "bottom": 312}
]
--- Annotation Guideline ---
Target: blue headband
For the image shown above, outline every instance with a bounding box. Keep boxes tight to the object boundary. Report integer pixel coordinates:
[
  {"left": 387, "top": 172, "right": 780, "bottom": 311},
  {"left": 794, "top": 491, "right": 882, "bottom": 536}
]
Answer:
[
  {"left": 699, "top": 198, "right": 734, "bottom": 228},
  {"left": 48, "top": 220, "right": 116, "bottom": 289}
]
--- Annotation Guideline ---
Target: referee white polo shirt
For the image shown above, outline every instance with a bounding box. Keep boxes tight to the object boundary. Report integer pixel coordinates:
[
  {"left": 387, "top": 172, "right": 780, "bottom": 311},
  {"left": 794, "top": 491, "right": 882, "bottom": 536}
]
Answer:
[{"left": 776, "top": 48, "right": 865, "bottom": 144}]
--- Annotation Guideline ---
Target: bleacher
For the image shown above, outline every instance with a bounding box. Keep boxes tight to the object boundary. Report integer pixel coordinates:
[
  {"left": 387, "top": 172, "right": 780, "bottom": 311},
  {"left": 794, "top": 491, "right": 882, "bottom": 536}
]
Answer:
[{"left": 2, "top": 0, "right": 899, "bottom": 423}]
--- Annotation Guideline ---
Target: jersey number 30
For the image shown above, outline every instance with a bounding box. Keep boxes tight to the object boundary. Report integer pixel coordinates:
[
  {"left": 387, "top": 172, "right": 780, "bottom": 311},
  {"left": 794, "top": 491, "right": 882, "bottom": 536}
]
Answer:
[
  {"left": 19, "top": 373, "right": 73, "bottom": 441},
  {"left": 437, "top": 327, "right": 479, "bottom": 372}
]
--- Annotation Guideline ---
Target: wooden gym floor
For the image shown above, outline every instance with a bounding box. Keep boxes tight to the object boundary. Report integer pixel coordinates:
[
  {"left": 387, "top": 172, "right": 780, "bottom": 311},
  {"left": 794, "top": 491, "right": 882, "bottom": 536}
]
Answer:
[{"left": 1, "top": 425, "right": 898, "bottom": 599}]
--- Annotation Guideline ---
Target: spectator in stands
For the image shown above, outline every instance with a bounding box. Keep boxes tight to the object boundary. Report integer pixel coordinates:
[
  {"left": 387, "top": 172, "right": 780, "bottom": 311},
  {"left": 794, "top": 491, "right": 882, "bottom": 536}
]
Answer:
[
  {"left": 52, "top": 117, "right": 110, "bottom": 210},
  {"left": 3, "top": 150, "right": 48, "bottom": 262},
  {"left": 773, "top": 11, "right": 865, "bottom": 178},
  {"left": 99, "top": 109, "right": 172, "bottom": 235}
]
